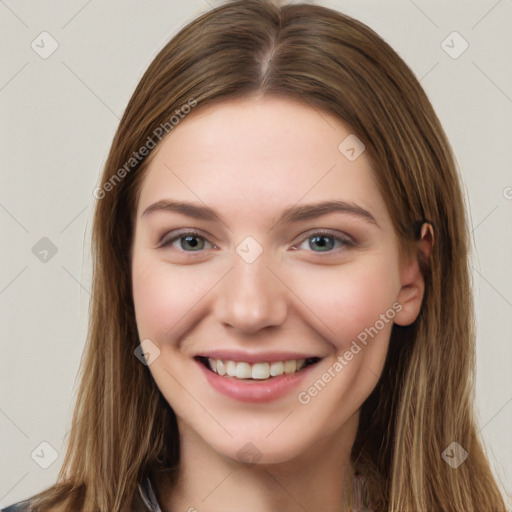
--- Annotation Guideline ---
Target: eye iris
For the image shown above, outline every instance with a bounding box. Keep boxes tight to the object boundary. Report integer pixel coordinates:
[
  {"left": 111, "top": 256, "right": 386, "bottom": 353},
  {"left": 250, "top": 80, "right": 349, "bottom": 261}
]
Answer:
[
  {"left": 310, "top": 235, "right": 334, "bottom": 252},
  {"left": 181, "top": 235, "right": 203, "bottom": 251},
  {"left": 171, "top": 233, "right": 342, "bottom": 252}
]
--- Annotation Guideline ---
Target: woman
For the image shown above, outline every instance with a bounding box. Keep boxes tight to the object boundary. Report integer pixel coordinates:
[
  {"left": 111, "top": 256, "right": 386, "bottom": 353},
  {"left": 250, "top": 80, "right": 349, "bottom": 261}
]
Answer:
[{"left": 3, "top": 0, "right": 507, "bottom": 510}]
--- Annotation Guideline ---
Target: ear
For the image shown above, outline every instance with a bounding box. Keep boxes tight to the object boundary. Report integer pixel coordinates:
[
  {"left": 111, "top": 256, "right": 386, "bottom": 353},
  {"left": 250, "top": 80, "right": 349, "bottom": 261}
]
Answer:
[{"left": 394, "top": 223, "right": 434, "bottom": 326}]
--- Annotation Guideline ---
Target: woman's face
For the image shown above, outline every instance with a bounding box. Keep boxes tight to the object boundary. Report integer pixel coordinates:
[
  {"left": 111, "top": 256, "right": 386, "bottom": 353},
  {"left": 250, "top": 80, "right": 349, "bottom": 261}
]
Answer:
[{"left": 131, "top": 95, "right": 423, "bottom": 464}]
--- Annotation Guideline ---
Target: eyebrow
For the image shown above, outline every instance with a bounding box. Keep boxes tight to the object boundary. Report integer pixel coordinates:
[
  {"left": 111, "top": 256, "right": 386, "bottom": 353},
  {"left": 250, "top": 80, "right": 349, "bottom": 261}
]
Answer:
[{"left": 141, "top": 199, "right": 378, "bottom": 228}]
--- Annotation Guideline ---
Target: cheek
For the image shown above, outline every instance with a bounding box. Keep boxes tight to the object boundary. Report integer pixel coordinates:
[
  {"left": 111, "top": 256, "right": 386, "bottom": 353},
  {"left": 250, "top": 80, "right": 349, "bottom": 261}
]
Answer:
[
  {"left": 290, "top": 254, "right": 400, "bottom": 350},
  {"left": 290, "top": 258, "right": 399, "bottom": 423},
  {"left": 132, "top": 253, "right": 230, "bottom": 346},
  {"left": 132, "top": 257, "right": 200, "bottom": 340}
]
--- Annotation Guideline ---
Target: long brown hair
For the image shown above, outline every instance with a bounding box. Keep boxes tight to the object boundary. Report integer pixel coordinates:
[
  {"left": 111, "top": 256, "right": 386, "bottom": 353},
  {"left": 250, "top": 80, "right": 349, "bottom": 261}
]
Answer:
[{"left": 27, "top": 1, "right": 507, "bottom": 510}]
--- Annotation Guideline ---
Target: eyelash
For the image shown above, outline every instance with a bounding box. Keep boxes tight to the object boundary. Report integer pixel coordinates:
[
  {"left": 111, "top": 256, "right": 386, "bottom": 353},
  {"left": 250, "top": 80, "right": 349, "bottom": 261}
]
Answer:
[{"left": 158, "top": 229, "right": 355, "bottom": 255}]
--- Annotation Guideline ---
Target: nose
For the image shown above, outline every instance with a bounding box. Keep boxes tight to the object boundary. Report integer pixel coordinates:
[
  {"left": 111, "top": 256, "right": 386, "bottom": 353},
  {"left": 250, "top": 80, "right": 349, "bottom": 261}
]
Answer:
[{"left": 214, "top": 252, "right": 288, "bottom": 335}]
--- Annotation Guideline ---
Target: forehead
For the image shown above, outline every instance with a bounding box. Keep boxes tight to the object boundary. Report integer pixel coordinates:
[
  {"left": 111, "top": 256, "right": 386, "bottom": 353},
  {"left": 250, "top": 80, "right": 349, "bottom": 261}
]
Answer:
[{"left": 136, "top": 96, "right": 389, "bottom": 229}]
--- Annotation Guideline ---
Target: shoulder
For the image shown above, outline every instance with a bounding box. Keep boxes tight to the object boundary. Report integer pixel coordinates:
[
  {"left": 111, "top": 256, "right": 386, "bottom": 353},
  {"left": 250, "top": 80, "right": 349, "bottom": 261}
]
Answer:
[
  {"left": 1, "top": 499, "right": 34, "bottom": 512},
  {"left": 1, "top": 476, "right": 158, "bottom": 512}
]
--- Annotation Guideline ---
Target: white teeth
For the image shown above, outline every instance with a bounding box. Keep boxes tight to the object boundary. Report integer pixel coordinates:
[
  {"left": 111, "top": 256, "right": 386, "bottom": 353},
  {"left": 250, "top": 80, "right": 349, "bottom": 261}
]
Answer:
[
  {"left": 251, "top": 362, "right": 270, "bottom": 380},
  {"left": 236, "top": 362, "right": 251, "bottom": 379},
  {"left": 283, "top": 360, "right": 297, "bottom": 373},
  {"left": 205, "top": 358, "right": 308, "bottom": 380},
  {"left": 226, "top": 360, "right": 237, "bottom": 377},
  {"left": 216, "top": 359, "right": 226, "bottom": 376},
  {"left": 270, "top": 361, "right": 284, "bottom": 376}
]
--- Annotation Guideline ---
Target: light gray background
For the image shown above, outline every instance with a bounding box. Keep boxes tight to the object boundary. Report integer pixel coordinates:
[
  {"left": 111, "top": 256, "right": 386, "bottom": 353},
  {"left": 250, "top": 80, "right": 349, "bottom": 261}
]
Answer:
[{"left": 1, "top": 0, "right": 511, "bottom": 508}]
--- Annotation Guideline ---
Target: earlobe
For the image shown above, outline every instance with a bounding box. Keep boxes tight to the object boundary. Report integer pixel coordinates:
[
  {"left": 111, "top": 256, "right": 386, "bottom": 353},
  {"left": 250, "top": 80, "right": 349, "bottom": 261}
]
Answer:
[{"left": 394, "top": 222, "right": 434, "bottom": 327}]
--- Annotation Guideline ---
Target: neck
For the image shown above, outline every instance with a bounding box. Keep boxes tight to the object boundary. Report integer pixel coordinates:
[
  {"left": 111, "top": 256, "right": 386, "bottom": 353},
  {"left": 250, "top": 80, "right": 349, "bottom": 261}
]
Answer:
[{"left": 154, "top": 414, "right": 359, "bottom": 512}]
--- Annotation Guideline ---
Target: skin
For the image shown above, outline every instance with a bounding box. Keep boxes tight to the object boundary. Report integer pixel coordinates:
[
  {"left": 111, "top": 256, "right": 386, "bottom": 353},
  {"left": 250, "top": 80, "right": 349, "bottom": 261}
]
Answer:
[{"left": 131, "top": 95, "right": 432, "bottom": 512}]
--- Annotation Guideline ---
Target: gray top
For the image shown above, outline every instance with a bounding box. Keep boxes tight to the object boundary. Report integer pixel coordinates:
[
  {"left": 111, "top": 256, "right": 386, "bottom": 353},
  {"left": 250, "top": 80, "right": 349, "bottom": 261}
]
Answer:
[
  {"left": 137, "top": 472, "right": 373, "bottom": 512},
  {"left": 2, "top": 473, "right": 372, "bottom": 511},
  {"left": 138, "top": 475, "right": 163, "bottom": 511}
]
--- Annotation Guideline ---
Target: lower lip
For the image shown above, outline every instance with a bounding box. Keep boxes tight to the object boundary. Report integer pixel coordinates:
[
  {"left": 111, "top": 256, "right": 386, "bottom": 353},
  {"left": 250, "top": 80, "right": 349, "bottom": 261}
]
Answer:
[{"left": 195, "top": 358, "right": 320, "bottom": 403}]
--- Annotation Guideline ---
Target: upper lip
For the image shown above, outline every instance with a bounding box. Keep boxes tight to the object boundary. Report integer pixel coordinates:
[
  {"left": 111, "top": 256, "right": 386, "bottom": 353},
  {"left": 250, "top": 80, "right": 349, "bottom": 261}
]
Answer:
[{"left": 195, "top": 350, "right": 324, "bottom": 364}]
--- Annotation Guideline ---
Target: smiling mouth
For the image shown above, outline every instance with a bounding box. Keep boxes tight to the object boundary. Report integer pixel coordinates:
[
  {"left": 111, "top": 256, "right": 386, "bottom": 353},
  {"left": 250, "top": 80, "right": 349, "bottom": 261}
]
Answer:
[{"left": 195, "top": 356, "right": 322, "bottom": 381}]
